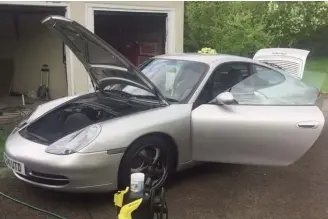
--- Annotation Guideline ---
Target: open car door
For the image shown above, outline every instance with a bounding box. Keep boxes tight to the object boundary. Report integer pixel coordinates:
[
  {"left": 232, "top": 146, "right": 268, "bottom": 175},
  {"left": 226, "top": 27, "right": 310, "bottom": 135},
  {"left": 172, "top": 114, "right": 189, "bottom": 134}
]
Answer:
[
  {"left": 253, "top": 48, "right": 310, "bottom": 79},
  {"left": 191, "top": 61, "right": 324, "bottom": 166}
]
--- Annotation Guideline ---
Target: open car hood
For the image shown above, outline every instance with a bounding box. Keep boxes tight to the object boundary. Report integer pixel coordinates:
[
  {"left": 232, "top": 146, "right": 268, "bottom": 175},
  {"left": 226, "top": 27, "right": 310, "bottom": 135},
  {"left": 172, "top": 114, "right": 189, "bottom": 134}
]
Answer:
[
  {"left": 253, "top": 48, "right": 310, "bottom": 79},
  {"left": 41, "top": 15, "right": 168, "bottom": 104}
]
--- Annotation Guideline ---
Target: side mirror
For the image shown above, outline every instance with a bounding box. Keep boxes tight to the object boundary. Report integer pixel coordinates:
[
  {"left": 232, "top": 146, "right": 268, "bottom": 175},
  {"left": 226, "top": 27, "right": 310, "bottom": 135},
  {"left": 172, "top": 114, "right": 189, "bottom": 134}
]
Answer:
[{"left": 215, "top": 92, "right": 235, "bottom": 105}]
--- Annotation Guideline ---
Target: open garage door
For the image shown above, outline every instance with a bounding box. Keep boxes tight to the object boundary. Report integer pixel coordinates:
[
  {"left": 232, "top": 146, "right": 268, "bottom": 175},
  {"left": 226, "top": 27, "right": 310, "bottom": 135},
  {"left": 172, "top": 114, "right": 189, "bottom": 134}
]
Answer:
[
  {"left": 0, "top": 5, "right": 68, "bottom": 109},
  {"left": 94, "top": 11, "right": 167, "bottom": 67}
]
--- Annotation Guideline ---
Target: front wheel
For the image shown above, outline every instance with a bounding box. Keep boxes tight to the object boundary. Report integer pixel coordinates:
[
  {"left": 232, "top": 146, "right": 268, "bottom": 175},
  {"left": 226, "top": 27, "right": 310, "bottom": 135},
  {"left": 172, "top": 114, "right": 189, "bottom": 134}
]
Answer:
[{"left": 118, "top": 136, "right": 175, "bottom": 190}]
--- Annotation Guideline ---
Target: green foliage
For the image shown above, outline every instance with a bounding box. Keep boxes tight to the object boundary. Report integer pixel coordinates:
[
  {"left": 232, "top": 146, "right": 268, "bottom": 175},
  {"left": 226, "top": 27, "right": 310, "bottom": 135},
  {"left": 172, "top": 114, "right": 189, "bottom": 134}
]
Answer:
[
  {"left": 184, "top": 2, "right": 272, "bottom": 55},
  {"left": 0, "top": 134, "right": 5, "bottom": 163},
  {"left": 265, "top": 1, "right": 328, "bottom": 47},
  {"left": 198, "top": 47, "right": 217, "bottom": 54},
  {"left": 184, "top": 1, "right": 328, "bottom": 55},
  {"left": 303, "top": 58, "right": 328, "bottom": 93}
]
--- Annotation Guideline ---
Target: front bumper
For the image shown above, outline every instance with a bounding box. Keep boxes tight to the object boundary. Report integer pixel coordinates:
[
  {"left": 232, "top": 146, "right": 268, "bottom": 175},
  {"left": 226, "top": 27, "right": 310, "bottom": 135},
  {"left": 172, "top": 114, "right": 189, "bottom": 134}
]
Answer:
[{"left": 5, "top": 131, "right": 123, "bottom": 192}]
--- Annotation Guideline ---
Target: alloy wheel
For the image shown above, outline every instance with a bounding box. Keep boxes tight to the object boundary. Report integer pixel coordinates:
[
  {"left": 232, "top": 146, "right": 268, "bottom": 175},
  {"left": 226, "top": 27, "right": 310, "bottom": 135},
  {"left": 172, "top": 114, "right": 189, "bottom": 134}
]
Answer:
[{"left": 130, "top": 145, "right": 168, "bottom": 189}]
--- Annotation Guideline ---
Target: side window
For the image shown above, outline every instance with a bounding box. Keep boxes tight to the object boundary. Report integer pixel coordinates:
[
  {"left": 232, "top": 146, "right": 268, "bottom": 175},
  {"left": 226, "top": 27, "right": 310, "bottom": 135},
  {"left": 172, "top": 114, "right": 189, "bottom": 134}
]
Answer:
[
  {"left": 194, "top": 62, "right": 250, "bottom": 106},
  {"left": 230, "top": 64, "right": 317, "bottom": 105},
  {"left": 251, "top": 65, "right": 285, "bottom": 89},
  {"left": 212, "top": 63, "right": 250, "bottom": 98}
]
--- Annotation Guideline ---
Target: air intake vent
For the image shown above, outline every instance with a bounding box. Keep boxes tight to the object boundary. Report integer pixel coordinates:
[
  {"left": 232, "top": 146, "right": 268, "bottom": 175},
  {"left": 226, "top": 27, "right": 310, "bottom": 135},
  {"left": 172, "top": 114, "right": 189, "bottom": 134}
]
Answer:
[
  {"left": 17, "top": 170, "right": 69, "bottom": 186},
  {"left": 261, "top": 59, "right": 301, "bottom": 78}
]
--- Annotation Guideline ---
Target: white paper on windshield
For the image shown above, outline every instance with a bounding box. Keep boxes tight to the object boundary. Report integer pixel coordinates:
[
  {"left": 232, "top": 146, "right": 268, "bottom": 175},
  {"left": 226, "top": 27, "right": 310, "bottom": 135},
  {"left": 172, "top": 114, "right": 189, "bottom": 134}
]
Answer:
[
  {"left": 165, "top": 72, "right": 176, "bottom": 91},
  {"left": 165, "top": 65, "right": 181, "bottom": 92}
]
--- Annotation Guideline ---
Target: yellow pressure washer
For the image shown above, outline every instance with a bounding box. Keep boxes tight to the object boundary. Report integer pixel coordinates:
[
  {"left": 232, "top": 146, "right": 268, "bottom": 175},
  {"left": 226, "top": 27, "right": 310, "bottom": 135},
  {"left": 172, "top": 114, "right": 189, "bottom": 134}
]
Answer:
[
  {"left": 1, "top": 150, "right": 169, "bottom": 219},
  {"left": 0, "top": 174, "right": 168, "bottom": 219},
  {"left": 0, "top": 173, "right": 168, "bottom": 219},
  {"left": 114, "top": 174, "right": 168, "bottom": 219}
]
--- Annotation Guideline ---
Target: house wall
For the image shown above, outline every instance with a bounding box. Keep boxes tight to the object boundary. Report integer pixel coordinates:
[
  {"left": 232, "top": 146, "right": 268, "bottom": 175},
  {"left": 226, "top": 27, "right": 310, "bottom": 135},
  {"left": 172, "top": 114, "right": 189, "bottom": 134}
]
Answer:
[{"left": 68, "top": 1, "right": 184, "bottom": 94}]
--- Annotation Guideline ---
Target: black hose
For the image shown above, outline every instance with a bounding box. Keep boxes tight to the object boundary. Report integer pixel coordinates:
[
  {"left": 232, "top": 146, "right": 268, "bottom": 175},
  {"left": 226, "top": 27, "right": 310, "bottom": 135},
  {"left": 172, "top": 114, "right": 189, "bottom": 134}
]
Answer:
[{"left": 0, "top": 192, "right": 68, "bottom": 219}]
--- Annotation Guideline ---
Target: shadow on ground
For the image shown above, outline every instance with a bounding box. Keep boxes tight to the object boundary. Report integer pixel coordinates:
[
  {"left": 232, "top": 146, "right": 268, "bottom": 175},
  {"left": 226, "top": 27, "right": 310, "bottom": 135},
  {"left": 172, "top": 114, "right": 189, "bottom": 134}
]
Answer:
[
  {"left": 1, "top": 124, "right": 328, "bottom": 219},
  {"left": 0, "top": 163, "right": 247, "bottom": 219}
]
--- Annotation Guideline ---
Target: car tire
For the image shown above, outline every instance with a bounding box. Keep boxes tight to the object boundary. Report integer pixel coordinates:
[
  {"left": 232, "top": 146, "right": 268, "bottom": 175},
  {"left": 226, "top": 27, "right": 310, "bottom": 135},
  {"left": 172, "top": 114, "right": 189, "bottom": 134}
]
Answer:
[{"left": 117, "top": 135, "right": 176, "bottom": 190}]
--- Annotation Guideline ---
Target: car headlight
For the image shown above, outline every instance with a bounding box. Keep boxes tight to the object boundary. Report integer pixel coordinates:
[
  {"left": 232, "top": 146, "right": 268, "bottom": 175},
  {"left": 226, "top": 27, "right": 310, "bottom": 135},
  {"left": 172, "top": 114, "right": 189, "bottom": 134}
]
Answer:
[{"left": 45, "top": 124, "right": 101, "bottom": 155}]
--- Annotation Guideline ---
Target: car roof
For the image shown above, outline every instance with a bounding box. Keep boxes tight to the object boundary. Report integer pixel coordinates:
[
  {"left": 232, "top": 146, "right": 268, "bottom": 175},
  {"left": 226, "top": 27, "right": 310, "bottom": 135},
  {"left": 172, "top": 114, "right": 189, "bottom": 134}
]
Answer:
[{"left": 155, "top": 53, "right": 256, "bottom": 65}]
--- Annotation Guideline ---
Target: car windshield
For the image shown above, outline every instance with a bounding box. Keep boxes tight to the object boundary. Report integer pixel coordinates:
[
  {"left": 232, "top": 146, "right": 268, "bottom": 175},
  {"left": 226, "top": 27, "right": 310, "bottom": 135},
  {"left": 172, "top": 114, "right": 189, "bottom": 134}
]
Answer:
[{"left": 112, "top": 58, "right": 209, "bottom": 102}]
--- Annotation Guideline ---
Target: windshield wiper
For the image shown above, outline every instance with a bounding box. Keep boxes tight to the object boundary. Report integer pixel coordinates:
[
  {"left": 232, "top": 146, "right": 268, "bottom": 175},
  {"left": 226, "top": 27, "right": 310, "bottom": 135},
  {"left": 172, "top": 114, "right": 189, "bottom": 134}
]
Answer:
[
  {"left": 102, "top": 89, "right": 133, "bottom": 98},
  {"left": 28, "top": 132, "right": 48, "bottom": 143},
  {"left": 104, "top": 89, "right": 178, "bottom": 103},
  {"left": 133, "top": 95, "right": 179, "bottom": 103},
  {"left": 165, "top": 97, "right": 179, "bottom": 103}
]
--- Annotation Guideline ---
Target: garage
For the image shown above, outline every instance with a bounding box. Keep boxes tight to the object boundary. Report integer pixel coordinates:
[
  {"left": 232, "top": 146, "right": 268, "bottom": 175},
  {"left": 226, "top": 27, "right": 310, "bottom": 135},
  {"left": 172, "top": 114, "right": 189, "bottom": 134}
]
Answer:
[
  {"left": 94, "top": 11, "right": 167, "bottom": 66},
  {"left": 0, "top": 2, "right": 184, "bottom": 102},
  {"left": 0, "top": 4, "right": 68, "bottom": 109},
  {"left": 84, "top": 3, "right": 181, "bottom": 92}
]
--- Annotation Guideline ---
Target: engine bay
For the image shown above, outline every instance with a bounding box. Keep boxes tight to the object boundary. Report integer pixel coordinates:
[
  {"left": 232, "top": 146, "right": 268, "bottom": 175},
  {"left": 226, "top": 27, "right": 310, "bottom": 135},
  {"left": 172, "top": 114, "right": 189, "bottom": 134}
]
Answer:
[{"left": 20, "top": 93, "right": 157, "bottom": 145}]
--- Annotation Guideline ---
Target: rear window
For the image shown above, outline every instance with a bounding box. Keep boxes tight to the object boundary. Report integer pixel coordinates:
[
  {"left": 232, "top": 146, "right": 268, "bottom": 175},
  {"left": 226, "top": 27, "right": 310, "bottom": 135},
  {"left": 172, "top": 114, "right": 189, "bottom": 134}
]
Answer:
[
  {"left": 230, "top": 64, "right": 318, "bottom": 105},
  {"left": 252, "top": 65, "right": 285, "bottom": 88}
]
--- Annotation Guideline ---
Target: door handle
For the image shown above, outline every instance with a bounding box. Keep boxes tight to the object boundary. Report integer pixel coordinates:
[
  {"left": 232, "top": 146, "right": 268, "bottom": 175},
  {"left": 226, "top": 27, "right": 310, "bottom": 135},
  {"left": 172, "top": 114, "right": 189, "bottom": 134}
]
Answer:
[{"left": 297, "top": 121, "right": 320, "bottom": 129}]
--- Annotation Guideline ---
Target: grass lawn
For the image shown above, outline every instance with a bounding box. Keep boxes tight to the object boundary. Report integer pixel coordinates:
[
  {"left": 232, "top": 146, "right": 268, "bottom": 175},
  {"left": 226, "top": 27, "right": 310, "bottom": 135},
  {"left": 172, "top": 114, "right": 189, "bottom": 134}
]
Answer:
[
  {"left": 303, "top": 57, "right": 328, "bottom": 93},
  {"left": 0, "top": 134, "right": 5, "bottom": 163}
]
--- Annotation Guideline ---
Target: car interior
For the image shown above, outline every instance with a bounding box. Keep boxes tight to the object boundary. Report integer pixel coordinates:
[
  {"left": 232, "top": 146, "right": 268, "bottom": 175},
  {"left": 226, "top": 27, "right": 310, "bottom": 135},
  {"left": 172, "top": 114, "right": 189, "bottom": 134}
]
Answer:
[
  {"left": 173, "top": 63, "right": 206, "bottom": 101},
  {"left": 194, "top": 62, "right": 251, "bottom": 107}
]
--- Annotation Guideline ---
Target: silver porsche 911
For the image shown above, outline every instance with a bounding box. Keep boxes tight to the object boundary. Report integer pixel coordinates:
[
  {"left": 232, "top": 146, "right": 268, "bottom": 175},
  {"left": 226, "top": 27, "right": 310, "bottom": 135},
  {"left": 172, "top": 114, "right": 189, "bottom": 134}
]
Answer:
[{"left": 4, "top": 16, "right": 325, "bottom": 192}]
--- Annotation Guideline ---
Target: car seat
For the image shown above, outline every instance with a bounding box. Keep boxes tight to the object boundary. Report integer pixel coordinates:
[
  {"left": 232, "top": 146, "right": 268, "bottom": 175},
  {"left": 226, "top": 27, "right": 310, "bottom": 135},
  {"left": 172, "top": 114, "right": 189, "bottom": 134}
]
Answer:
[{"left": 212, "top": 68, "right": 244, "bottom": 97}]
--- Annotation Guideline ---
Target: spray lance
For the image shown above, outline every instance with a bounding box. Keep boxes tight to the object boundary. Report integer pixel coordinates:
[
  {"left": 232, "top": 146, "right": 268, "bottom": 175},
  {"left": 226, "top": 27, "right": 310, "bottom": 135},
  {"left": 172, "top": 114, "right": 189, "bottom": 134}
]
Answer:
[{"left": 114, "top": 160, "right": 169, "bottom": 219}]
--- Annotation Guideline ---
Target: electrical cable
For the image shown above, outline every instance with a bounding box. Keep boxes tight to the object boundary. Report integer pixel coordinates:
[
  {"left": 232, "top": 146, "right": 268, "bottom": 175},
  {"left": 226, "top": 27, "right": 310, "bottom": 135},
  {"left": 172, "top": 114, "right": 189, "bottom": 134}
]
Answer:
[
  {"left": 149, "top": 186, "right": 168, "bottom": 219},
  {"left": 0, "top": 106, "right": 29, "bottom": 167},
  {"left": 0, "top": 107, "right": 58, "bottom": 210},
  {"left": 0, "top": 106, "right": 30, "bottom": 127},
  {"left": 0, "top": 192, "right": 68, "bottom": 219},
  {"left": 0, "top": 106, "right": 87, "bottom": 219},
  {"left": 1, "top": 106, "right": 170, "bottom": 219}
]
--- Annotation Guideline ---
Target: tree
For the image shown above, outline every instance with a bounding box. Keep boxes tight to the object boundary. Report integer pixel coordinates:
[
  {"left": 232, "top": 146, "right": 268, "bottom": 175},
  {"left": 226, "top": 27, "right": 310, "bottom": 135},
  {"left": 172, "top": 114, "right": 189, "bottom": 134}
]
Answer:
[
  {"left": 184, "top": 2, "right": 272, "bottom": 55},
  {"left": 184, "top": 1, "right": 328, "bottom": 55},
  {"left": 265, "top": 1, "right": 328, "bottom": 47}
]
